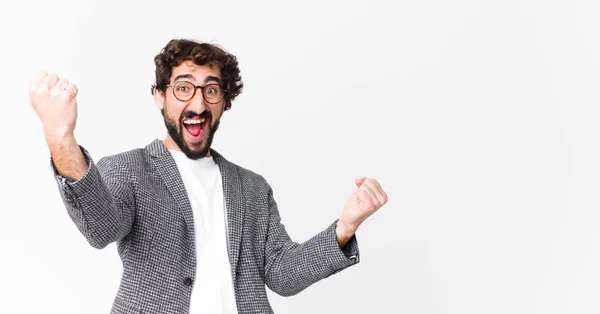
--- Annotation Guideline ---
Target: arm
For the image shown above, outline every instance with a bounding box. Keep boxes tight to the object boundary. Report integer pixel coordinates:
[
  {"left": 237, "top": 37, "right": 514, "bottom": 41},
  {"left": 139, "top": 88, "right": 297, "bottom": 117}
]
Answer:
[
  {"left": 50, "top": 140, "right": 136, "bottom": 249},
  {"left": 31, "top": 72, "right": 135, "bottom": 249},
  {"left": 263, "top": 176, "right": 388, "bottom": 296},
  {"left": 263, "top": 183, "right": 360, "bottom": 297},
  {"left": 46, "top": 134, "right": 87, "bottom": 181}
]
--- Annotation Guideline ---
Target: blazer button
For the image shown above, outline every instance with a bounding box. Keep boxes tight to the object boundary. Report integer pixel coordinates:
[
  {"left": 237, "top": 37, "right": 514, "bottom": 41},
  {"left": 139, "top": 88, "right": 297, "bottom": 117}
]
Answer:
[{"left": 183, "top": 277, "right": 193, "bottom": 287}]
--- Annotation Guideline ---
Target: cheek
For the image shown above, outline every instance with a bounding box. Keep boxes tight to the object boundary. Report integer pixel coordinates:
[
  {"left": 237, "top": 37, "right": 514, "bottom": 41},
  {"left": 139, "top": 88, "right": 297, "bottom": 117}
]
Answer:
[
  {"left": 209, "top": 104, "right": 224, "bottom": 122},
  {"left": 164, "top": 101, "right": 185, "bottom": 121}
]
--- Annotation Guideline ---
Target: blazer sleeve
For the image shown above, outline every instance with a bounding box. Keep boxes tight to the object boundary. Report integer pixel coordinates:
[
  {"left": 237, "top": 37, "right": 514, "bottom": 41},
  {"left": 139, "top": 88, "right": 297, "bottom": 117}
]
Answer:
[
  {"left": 263, "top": 181, "right": 360, "bottom": 297},
  {"left": 50, "top": 146, "right": 136, "bottom": 249}
]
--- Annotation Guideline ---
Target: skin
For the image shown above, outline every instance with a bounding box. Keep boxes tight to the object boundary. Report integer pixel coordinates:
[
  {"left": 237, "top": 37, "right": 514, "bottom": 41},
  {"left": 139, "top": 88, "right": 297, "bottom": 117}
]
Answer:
[
  {"left": 29, "top": 64, "right": 388, "bottom": 250},
  {"left": 29, "top": 72, "right": 87, "bottom": 181},
  {"left": 154, "top": 61, "right": 225, "bottom": 160}
]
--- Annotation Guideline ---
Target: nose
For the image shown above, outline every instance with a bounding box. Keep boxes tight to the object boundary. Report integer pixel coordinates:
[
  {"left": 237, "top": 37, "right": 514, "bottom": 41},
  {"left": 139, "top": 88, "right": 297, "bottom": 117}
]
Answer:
[{"left": 188, "top": 87, "right": 207, "bottom": 113}]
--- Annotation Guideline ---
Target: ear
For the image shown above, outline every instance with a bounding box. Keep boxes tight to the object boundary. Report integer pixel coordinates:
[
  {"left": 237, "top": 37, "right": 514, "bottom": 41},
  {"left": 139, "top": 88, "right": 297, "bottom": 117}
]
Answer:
[
  {"left": 153, "top": 87, "right": 165, "bottom": 110},
  {"left": 222, "top": 99, "right": 230, "bottom": 114}
]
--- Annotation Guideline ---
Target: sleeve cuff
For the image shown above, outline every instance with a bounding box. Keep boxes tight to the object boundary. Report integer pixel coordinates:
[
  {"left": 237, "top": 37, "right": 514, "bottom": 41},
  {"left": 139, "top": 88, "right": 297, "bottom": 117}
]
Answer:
[
  {"left": 324, "top": 219, "right": 360, "bottom": 278},
  {"left": 333, "top": 219, "right": 360, "bottom": 263},
  {"left": 50, "top": 145, "right": 93, "bottom": 186},
  {"left": 341, "top": 234, "right": 359, "bottom": 262}
]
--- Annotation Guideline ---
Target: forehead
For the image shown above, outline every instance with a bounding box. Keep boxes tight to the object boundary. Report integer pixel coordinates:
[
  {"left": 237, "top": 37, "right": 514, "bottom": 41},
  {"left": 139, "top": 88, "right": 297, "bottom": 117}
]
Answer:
[{"left": 171, "top": 61, "right": 221, "bottom": 82}]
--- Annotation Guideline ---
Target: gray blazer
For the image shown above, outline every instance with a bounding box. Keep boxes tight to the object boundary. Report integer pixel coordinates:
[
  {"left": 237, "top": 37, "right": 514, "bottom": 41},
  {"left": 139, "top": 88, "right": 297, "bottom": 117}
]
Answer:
[{"left": 51, "top": 139, "right": 359, "bottom": 313}]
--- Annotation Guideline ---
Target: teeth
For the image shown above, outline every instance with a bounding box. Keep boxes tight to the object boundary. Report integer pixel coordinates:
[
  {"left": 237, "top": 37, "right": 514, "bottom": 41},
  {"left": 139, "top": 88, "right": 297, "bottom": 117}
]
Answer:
[{"left": 183, "top": 118, "right": 205, "bottom": 125}]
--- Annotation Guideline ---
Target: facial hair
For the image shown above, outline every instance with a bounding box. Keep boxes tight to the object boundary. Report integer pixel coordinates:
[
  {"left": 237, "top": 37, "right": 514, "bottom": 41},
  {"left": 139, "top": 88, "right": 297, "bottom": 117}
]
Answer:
[{"left": 162, "top": 108, "right": 220, "bottom": 160}]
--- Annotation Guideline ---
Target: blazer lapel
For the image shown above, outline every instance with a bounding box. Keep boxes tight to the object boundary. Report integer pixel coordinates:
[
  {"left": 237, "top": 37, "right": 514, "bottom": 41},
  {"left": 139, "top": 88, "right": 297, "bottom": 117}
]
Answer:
[
  {"left": 146, "top": 139, "right": 197, "bottom": 253},
  {"left": 211, "top": 149, "right": 246, "bottom": 284},
  {"left": 146, "top": 140, "right": 245, "bottom": 285}
]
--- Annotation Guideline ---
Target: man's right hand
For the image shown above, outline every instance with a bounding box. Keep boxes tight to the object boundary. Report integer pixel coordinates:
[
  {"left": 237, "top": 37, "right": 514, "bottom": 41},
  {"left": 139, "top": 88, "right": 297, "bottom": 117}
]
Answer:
[
  {"left": 29, "top": 72, "right": 79, "bottom": 141},
  {"left": 30, "top": 72, "right": 88, "bottom": 180}
]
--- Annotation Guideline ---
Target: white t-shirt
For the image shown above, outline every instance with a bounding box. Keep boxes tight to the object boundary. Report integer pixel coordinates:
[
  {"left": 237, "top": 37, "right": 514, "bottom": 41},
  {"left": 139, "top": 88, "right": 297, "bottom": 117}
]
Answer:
[{"left": 170, "top": 150, "right": 238, "bottom": 314}]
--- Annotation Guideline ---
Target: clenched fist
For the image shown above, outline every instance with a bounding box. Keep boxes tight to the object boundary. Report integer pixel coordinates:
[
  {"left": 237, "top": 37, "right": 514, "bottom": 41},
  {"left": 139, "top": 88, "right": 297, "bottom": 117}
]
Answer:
[
  {"left": 29, "top": 72, "right": 79, "bottom": 140},
  {"left": 336, "top": 177, "right": 388, "bottom": 247}
]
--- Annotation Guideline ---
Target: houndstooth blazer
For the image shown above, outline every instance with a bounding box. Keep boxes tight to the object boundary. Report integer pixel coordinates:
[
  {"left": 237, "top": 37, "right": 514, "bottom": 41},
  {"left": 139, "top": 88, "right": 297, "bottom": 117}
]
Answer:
[{"left": 51, "top": 139, "right": 359, "bottom": 313}]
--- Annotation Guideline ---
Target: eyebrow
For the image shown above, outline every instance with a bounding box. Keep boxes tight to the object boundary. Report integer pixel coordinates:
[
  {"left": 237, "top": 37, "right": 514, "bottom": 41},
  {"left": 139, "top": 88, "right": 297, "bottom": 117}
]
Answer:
[
  {"left": 173, "top": 74, "right": 194, "bottom": 83},
  {"left": 204, "top": 76, "right": 221, "bottom": 84},
  {"left": 172, "top": 74, "right": 221, "bottom": 84}
]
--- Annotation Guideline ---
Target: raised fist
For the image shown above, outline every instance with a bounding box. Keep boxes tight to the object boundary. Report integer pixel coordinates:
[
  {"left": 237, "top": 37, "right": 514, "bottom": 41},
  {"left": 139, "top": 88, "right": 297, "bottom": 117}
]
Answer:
[
  {"left": 338, "top": 177, "right": 388, "bottom": 234},
  {"left": 29, "top": 72, "right": 79, "bottom": 139}
]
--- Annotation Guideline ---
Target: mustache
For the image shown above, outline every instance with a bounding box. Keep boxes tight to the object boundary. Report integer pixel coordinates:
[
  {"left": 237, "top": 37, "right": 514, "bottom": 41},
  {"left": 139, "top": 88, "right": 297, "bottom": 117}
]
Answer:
[{"left": 181, "top": 110, "right": 212, "bottom": 121}]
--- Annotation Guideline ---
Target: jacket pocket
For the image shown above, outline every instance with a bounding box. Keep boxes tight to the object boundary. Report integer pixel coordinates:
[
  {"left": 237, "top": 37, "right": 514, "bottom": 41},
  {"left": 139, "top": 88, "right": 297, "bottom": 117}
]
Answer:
[{"left": 111, "top": 297, "right": 141, "bottom": 314}]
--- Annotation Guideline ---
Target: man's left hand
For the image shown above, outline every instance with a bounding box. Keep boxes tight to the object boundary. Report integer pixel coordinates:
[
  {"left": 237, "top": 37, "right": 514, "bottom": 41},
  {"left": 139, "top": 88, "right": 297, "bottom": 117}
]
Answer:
[{"left": 336, "top": 177, "right": 388, "bottom": 248}]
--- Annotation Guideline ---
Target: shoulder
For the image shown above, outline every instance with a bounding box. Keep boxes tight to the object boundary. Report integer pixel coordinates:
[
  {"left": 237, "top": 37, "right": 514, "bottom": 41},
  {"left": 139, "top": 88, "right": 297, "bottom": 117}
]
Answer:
[
  {"left": 237, "top": 163, "right": 269, "bottom": 187},
  {"left": 96, "top": 145, "right": 150, "bottom": 173},
  {"left": 212, "top": 150, "right": 271, "bottom": 191}
]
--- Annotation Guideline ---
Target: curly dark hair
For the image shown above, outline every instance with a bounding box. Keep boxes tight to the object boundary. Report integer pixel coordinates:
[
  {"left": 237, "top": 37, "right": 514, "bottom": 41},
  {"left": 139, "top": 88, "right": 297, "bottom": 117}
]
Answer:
[{"left": 151, "top": 39, "right": 243, "bottom": 111}]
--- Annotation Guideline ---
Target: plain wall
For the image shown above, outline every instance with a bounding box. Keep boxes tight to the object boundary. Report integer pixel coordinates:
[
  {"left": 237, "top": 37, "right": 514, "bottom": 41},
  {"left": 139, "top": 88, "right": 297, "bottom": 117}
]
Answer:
[{"left": 1, "top": 0, "right": 599, "bottom": 313}]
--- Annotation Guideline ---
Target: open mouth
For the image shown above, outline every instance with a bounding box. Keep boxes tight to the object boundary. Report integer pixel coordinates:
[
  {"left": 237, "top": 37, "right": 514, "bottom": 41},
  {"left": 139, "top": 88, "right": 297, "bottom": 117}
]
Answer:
[{"left": 183, "top": 117, "right": 208, "bottom": 140}]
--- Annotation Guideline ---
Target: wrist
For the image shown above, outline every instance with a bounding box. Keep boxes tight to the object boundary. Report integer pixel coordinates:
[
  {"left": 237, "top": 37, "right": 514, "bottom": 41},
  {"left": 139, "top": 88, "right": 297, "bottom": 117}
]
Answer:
[
  {"left": 44, "top": 129, "right": 75, "bottom": 146},
  {"left": 335, "top": 220, "right": 356, "bottom": 248}
]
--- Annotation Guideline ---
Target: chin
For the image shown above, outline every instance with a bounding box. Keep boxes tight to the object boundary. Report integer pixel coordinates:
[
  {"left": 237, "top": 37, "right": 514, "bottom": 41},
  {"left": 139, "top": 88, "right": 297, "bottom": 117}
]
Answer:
[{"left": 182, "top": 141, "right": 211, "bottom": 159}]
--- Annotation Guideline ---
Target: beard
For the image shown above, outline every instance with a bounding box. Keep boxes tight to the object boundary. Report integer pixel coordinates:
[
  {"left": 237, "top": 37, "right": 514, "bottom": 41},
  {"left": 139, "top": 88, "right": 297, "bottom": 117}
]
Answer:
[{"left": 162, "top": 108, "right": 220, "bottom": 160}]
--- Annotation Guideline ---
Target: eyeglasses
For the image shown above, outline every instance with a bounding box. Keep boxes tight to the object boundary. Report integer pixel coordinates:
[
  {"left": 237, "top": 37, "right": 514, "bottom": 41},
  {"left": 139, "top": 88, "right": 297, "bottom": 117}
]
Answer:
[{"left": 167, "top": 81, "right": 227, "bottom": 104}]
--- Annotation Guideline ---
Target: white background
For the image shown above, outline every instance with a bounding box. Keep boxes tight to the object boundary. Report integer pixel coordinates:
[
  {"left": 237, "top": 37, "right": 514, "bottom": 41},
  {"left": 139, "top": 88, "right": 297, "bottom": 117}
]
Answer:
[{"left": 1, "top": 0, "right": 599, "bottom": 313}]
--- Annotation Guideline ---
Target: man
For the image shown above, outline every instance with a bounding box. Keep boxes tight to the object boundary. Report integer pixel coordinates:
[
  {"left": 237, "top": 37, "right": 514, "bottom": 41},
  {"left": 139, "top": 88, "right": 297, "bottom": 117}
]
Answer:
[{"left": 29, "top": 39, "right": 388, "bottom": 314}]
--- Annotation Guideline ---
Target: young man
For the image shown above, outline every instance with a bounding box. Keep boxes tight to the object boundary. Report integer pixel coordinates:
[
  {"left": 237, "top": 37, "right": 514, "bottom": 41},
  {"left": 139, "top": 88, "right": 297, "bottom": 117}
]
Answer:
[{"left": 29, "top": 39, "right": 388, "bottom": 314}]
